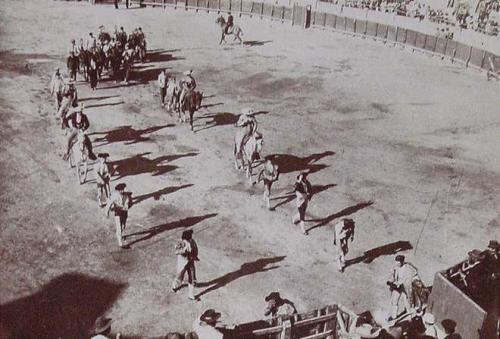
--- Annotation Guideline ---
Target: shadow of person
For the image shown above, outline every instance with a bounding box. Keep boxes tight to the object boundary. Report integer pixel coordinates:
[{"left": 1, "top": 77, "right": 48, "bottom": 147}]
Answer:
[
  {"left": 307, "top": 201, "right": 373, "bottom": 232},
  {"left": 267, "top": 151, "right": 335, "bottom": 174},
  {"left": 0, "top": 273, "right": 126, "bottom": 339},
  {"left": 92, "top": 124, "right": 173, "bottom": 146},
  {"left": 132, "top": 184, "right": 193, "bottom": 205},
  {"left": 125, "top": 213, "right": 217, "bottom": 247},
  {"left": 111, "top": 152, "right": 197, "bottom": 179},
  {"left": 196, "top": 256, "right": 286, "bottom": 298},
  {"left": 345, "top": 240, "right": 413, "bottom": 267},
  {"left": 196, "top": 110, "right": 269, "bottom": 132}
]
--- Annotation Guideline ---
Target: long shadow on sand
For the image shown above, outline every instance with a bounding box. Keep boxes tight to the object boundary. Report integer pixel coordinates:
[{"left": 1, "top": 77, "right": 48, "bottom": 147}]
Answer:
[
  {"left": 111, "top": 152, "right": 197, "bottom": 180},
  {"left": 132, "top": 184, "right": 194, "bottom": 205},
  {"left": 306, "top": 201, "right": 373, "bottom": 233},
  {"left": 267, "top": 151, "right": 335, "bottom": 174},
  {"left": 92, "top": 124, "right": 173, "bottom": 146},
  {"left": 195, "top": 256, "right": 286, "bottom": 298},
  {"left": 271, "top": 183, "right": 336, "bottom": 210},
  {"left": 0, "top": 273, "right": 126, "bottom": 339},
  {"left": 125, "top": 213, "right": 217, "bottom": 247},
  {"left": 196, "top": 110, "right": 269, "bottom": 132},
  {"left": 345, "top": 240, "right": 413, "bottom": 267}
]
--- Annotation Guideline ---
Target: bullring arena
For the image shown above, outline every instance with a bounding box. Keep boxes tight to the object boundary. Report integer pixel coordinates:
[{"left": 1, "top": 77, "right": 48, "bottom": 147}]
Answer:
[{"left": 0, "top": 0, "right": 499, "bottom": 338}]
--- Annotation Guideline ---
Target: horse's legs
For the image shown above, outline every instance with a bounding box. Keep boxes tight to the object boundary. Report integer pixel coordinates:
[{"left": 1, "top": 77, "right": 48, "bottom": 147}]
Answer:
[{"left": 189, "top": 110, "right": 194, "bottom": 132}]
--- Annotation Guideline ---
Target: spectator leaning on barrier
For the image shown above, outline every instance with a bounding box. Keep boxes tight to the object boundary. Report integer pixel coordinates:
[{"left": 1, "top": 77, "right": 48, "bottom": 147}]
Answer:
[{"left": 193, "top": 309, "right": 224, "bottom": 339}]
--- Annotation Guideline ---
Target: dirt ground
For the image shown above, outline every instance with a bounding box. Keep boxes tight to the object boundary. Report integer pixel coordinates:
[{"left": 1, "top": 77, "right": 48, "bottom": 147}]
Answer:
[{"left": 0, "top": 1, "right": 499, "bottom": 338}]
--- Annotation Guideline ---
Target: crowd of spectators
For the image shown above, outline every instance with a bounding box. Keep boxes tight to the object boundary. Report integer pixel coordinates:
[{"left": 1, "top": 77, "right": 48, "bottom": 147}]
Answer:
[{"left": 323, "top": 0, "right": 499, "bottom": 36}]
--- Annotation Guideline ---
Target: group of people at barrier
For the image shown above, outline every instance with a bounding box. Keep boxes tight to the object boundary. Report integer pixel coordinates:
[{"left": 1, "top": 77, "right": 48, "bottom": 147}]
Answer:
[{"left": 325, "top": 0, "right": 499, "bottom": 36}]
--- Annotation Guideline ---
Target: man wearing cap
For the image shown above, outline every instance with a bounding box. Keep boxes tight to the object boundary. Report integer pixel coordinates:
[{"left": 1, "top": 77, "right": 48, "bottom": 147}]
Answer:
[
  {"left": 50, "top": 68, "right": 65, "bottom": 113},
  {"left": 333, "top": 218, "right": 355, "bottom": 272},
  {"left": 257, "top": 158, "right": 279, "bottom": 210},
  {"left": 171, "top": 229, "right": 199, "bottom": 300},
  {"left": 106, "top": 183, "right": 132, "bottom": 248},
  {"left": 264, "top": 292, "right": 297, "bottom": 319},
  {"left": 193, "top": 309, "right": 223, "bottom": 339},
  {"left": 95, "top": 153, "right": 111, "bottom": 207},
  {"left": 91, "top": 316, "right": 121, "bottom": 339},
  {"left": 179, "top": 70, "right": 196, "bottom": 108},
  {"left": 292, "top": 172, "right": 312, "bottom": 235},
  {"left": 67, "top": 50, "right": 79, "bottom": 81},
  {"left": 158, "top": 69, "right": 168, "bottom": 106},
  {"left": 387, "top": 255, "right": 421, "bottom": 321}
]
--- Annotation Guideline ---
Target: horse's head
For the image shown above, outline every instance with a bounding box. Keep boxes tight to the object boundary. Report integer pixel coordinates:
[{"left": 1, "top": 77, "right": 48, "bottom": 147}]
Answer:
[{"left": 216, "top": 16, "right": 225, "bottom": 25}]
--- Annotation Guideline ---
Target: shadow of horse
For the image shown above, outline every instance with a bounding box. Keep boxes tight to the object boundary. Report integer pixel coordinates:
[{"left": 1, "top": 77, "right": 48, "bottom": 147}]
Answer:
[
  {"left": 345, "top": 241, "right": 413, "bottom": 267},
  {"left": 306, "top": 201, "right": 374, "bottom": 232},
  {"left": 243, "top": 40, "right": 273, "bottom": 46},
  {"left": 92, "top": 124, "right": 173, "bottom": 146},
  {"left": 267, "top": 151, "right": 335, "bottom": 174}
]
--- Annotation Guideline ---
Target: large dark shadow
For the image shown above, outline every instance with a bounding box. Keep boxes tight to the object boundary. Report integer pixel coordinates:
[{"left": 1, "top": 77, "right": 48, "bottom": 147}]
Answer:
[
  {"left": 243, "top": 40, "right": 273, "bottom": 46},
  {"left": 145, "top": 49, "right": 182, "bottom": 63},
  {"left": 92, "top": 124, "right": 172, "bottom": 146},
  {"left": 125, "top": 213, "right": 217, "bottom": 246},
  {"left": 267, "top": 151, "right": 335, "bottom": 174},
  {"left": 0, "top": 273, "right": 126, "bottom": 339},
  {"left": 196, "top": 256, "right": 286, "bottom": 298},
  {"left": 85, "top": 100, "right": 125, "bottom": 109},
  {"left": 196, "top": 110, "right": 269, "bottom": 132},
  {"left": 345, "top": 241, "right": 413, "bottom": 267},
  {"left": 132, "top": 183, "right": 193, "bottom": 205},
  {"left": 79, "top": 95, "right": 120, "bottom": 102},
  {"left": 111, "top": 152, "right": 197, "bottom": 179},
  {"left": 307, "top": 201, "right": 374, "bottom": 232}
]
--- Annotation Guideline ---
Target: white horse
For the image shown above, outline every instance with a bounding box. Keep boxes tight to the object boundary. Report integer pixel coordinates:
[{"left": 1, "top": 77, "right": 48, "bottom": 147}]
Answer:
[
  {"left": 216, "top": 16, "right": 244, "bottom": 45},
  {"left": 234, "top": 131, "right": 263, "bottom": 185},
  {"left": 68, "top": 132, "right": 89, "bottom": 185}
]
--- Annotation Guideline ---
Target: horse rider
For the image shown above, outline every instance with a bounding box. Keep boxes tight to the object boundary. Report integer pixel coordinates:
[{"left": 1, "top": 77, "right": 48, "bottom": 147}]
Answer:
[
  {"left": 235, "top": 107, "right": 258, "bottom": 154},
  {"left": 137, "top": 27, "right": 146, "bottom": 47},
  {"left": 225, "top": 12, "right": 234, "bottom": 34},
  {"left": 50, "top": 67, "right": 65, "bottom": 113},
  {"left": 67, "top": 50, "right": 79, "bottom": 81},
  {"left": 58, "top": 79, "right": 78, "bottom": 126},
  {"left": 95, "top": 153, "right": 111, "bottom": 208},
  {"left": 116, "top": 27, "right": 128, "bottom": 49},
  {"left": 179, "top": 69, "right": 196, "bottom": 107},
  {"left": 292, "top": 172, "right": 312, "bottom": 235},
  {"left": 64, "top": 104, "right": 96, "bottom": 161},
  {"left": 106, "top": 183, "right": 132, "bottom": 249}
]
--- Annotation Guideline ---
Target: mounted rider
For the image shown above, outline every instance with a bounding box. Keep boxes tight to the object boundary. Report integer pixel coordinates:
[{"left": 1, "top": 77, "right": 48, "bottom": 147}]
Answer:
[
  {"left": 64, "top": 104, "right": 95, "bottom": 161},
  {"left": 225, "top": 12, "right": 234, "bottom": 34},
  {"left": 235, "top": 107, "right": 258, "bottom": 151},
  {"left": 179, "top": 69, "right": 197, "bottom": 108},
  {"left": 58, "top": 79, "right": 78, "bottom": 125}
]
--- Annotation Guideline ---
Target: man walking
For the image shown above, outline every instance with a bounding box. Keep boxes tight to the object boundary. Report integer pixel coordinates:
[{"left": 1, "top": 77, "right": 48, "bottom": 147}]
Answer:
[
  {"left": 292, "top": 172, "right": 312, "bottom": 235},
  {"left": 387, "top": 255, "right": 420, "bottom": 321},
  {"left": 66, "top": 50, "right": 79, "bottom": 81},
  {"left": 171, "top": 229, "right": 199, "bottom": 300},
  {"left": 95, "top": 153, "right": 111, "bottom": 207},
  {"left": 158, "top": 69, "right": 167, "bottom": 106},
  {"left": 50, "top": 67, "right": 65, "bottom": 113},
  {"left": 257, "top": 158, "right": 279, "bottom": 210},
  {"left": 333, "top": 218, "right": 355, "bottom": 272},
  {"left": 106, "top": 183, "right": 132, "bottom": 249}
]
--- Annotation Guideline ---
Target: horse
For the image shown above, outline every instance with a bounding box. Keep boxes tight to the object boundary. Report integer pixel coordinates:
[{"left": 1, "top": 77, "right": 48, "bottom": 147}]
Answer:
[
  {"left": 215, "top": 16, "right": 244, "bottom": 45},
  {"left": 68, "top": 132, "right": 90, "bottom": 185},
  {"left": 234, "top": 131, "right": 263, "bottom": 185},
  {"left": 165, "top": 77, "right": 180, "bottom": 113},
  {"left": 179, "top": 90, "right": 203, "bottom": 132}
]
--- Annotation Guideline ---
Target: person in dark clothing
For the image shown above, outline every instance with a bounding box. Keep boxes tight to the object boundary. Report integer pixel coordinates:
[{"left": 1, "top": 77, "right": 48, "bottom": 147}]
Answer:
[
  {"left": 67, "top": 51, "right": 79, "bottom": 81},
  {"left": 114, "top": 0, "right": 119, "bottom": 9},
  {"left": 64, "top": 106, "right": 95, "bottom": 161},
  {"left": 292, "top": 172, "right": 312, "bottom": 235},
  {"left": 225, "top": 12, "right": 234, "bottom": 34}
]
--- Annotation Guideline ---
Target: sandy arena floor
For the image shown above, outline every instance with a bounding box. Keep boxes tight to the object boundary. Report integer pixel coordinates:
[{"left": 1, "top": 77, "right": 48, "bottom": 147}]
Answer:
[{"left": 0, "top": 1, "right": 499, "bottom": 337}]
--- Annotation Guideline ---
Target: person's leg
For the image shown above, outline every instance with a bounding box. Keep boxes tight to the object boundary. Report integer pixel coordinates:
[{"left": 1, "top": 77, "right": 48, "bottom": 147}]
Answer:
[
  {"left": 299, "top": 201, "right": 308, "bottom": 235},
  {"left": 390, "top": 290, "right": 401, "bottom": 319},
  {"left": 172, "top": 264, "right": 187, "bottom": 291},
  {"left": 115, "top": 214, "right": 123, "bottom": 247},
  {"left": 160, "top": 87, "right": 166, "bottom": 105},
  {"left": 66, "top": 129, "right": 78, "bottom": 155},
  {"left": 187, "top": 263, "right": 195, "bottom": 299},
  {"left": 336, "top": 244, "right": 345, "bottom": 271},
  {"left": 264, "top": 181, "right": 272, "bottom": 209}
]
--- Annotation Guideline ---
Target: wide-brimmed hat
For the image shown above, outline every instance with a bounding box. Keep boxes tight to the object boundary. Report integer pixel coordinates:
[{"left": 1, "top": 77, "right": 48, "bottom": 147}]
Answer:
[
  {"left": 181, "top": 229, "right": 194, "bottom": 240},
  {"left": 200, "top": 309, "right": 221, "bottom": 323},
  {"left": 115, "top": 183, "right": 126, "bottom": 191},
  {"left": 93, "top": 316, "right": 112, "bottom": 334},
  {"left": 97, "top": 153, "right": 110, "bottom": 159},
  {"left": 395, "top": 255, "right": 405, "bottom": 263},
  {"left": 183, "top": 70, "right": 193, "bottom": 75},
  {"left": 488, "top": 240, "right": 500, "bottom": 249},
  {"left": 423, "top": 313, "right": 435, "bottom": 325},
  {"left": 265, "top": 292, "right": 281, "bottom": 302}
]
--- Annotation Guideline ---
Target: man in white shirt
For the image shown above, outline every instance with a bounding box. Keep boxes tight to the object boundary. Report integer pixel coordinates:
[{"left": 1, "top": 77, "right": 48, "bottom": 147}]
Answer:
[
  {"left": 158, "top": 69, "right": 167, "bottom": 106},
  {"left": 193, "top": 309, "right": 224, "bottom": 339},
  {"left": 387, "top": 255, "right": 419, "bottom": 320},
  {"left": 50, "top": 68, "right": 65, "bottom": 113}
]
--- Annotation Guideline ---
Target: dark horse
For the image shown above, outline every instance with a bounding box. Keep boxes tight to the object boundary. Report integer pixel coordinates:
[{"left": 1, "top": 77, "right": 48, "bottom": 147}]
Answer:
[{"left": 179, "top": 90, "right": 203, "bottom": 132}]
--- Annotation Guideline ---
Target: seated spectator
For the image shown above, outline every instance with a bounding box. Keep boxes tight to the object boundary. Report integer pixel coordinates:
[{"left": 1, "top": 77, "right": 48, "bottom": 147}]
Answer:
[
  {"left": 264, "top": 292, "right": 297, "bottom": 319},
  {"left": 193, "top": 309, "right": 224, "bottom": 339},
  {"left": 91, "top": 317, "right": 121, "bottom": 339},
  {"left": 442, "top": 319, "right": 462, "bottom": 339},
  {"left": 421, "top": 313, "right": 438, "bottom": 338}
]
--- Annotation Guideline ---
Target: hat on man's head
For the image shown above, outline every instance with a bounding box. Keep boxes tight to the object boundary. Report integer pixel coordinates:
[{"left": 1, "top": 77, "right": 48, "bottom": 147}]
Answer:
[
  {"left": 97, "top": 153, "right": 110, "bottom": 159},
  {"left": 395, "top": 255, "right": 405, "bottom": 263},
  {"left": 488, "top": 240, "right": 500, "bottom": 249},
  {"left": 200, "top": 309, "right": 221, "bottom": 323},
  {"left": 265, "top": 292, "right": 281, "bottom": 302},
  {"left": 93, "top": 316, "right": 112, "bottom": 334},
  {"left": 181, "top": 229, "right": 194, "bottom": 240},
  {"left": 115, "top": 183, "right": 126, "bottom": 191},
  {"left": 423, "top": 313, "right": 435, "bottom": 325}
]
